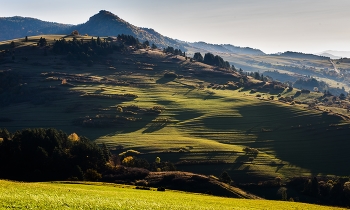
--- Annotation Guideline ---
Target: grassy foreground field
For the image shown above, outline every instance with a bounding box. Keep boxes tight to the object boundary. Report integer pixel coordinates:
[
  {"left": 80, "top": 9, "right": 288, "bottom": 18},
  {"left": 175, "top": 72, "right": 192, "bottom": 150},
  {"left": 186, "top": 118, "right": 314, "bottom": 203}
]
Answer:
[{"left": 0, "top": 180, "right": 344, "bottom": 210}]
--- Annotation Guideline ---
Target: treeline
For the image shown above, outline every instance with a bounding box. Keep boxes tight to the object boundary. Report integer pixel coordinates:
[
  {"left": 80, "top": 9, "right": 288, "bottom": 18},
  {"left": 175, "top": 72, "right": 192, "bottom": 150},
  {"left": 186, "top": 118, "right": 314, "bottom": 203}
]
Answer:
[
  {"left": 245, "top": 71, "right": 266, "bottom": 81},
  {"left": 117, "top": 34, "right": 140, "bottom": 46},
  {"left": 163, "top": 46, "right": 184, "bottom": 56},
  {"left": 293, "top": 78, "right": 327, "bottom": 90},
  {"left": 51, "top": 33, "right": 158, "bottom": 65},
  {"left": 0, "top": 128, "right": 108, "bottom": 181},
  {"left": 288, "top": 176, "right": 350, "bottom": 207},
  {"left": 192, "top": 52, "right": 231, "bottom": 69},
  {"left": 52, "top": 36, "right": 114, "bottom": 65},
  {"left": 0, "top": 128, "right": 177, "bottom": 182}
]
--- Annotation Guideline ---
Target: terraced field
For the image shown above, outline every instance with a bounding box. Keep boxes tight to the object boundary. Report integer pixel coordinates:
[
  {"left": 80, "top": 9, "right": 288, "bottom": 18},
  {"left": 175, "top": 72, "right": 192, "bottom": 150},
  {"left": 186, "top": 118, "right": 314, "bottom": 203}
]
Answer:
[{"left": 1, "top": 35, "right": 350, "bottom": 183}]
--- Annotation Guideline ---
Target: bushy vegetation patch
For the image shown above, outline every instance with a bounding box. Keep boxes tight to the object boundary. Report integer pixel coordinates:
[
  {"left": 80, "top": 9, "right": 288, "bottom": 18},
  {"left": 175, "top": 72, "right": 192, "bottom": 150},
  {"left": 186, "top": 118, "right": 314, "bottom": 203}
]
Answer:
[
  {"left": 102, "top": 166, "right": 150, "bottom": 183},
  {"left": 0, "top": 128, "right": 107, "bottom": 181},
  {"left": 163, "top": 72, "right": 178, "bottom": 78}
]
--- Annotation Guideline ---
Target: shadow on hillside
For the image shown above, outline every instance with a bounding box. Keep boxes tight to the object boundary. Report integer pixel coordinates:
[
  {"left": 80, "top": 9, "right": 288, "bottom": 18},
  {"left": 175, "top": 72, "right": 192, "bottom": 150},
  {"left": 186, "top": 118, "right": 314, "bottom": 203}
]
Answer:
[
  {"left": 184, "top": 89, "right": 194, "bottom": 96},
  {"left": 156, "top": 77, "right": 175, "bottom": 84},
  {"left": 236, "top": 104, "right": 350, "bottom": 176},
  {"left": 173, "top": 110, "right": 203, "bottom": 123},
  {"left": 142, "top": 122, "right": 168, "bottom": 134}
]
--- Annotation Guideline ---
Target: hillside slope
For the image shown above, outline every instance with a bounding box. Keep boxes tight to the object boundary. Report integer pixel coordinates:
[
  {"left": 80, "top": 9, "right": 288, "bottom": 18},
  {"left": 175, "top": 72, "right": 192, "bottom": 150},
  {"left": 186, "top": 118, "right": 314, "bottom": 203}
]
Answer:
[{"left": 1, "top": 35, "right": 350, "bottom": 190}]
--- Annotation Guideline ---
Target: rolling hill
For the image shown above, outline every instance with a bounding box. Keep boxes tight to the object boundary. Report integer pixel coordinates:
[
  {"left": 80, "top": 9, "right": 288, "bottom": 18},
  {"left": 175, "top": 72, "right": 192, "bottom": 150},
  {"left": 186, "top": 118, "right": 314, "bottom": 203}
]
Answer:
[
  {"left": 4, "top": 10, "right": 349, "bottom": 93},
  {"left": 1, "top": 31, "right": 350, "bottom": 207},
  {"left": 1, "top": 35, "right": 350, "bottom": 180}
]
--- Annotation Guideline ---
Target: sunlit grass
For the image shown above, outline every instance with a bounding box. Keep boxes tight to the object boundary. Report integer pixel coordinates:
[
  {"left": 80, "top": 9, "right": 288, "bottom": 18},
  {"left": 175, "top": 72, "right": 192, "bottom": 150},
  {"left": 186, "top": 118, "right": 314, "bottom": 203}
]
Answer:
[{"left": 0, "top": 180, "right": 344, "bottom": 210}]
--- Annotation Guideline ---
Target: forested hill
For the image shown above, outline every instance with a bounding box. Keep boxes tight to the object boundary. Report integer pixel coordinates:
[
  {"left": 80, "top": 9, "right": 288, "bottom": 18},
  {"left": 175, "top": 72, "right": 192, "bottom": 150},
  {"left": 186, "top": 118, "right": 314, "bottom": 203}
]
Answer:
[
  {"left": 73, "top": 10, "right": 186, "bottom": 50},
  {"left": 0, "top": 16, "right": 71, "bottom": 41}
]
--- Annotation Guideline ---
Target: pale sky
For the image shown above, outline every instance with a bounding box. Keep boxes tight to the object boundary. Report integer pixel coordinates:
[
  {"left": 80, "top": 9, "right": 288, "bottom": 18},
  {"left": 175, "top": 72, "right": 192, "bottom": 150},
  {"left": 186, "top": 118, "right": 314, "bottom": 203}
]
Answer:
[{"left": 1, "top": 0, "right": 350, "bottom": 54}]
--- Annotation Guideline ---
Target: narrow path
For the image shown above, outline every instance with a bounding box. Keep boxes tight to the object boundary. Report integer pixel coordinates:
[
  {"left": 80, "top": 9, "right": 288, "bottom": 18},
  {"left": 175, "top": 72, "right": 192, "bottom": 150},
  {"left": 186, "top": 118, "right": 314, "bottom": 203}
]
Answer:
[{"left": 329, "top": 59, "right": 340, "bottom": 74}]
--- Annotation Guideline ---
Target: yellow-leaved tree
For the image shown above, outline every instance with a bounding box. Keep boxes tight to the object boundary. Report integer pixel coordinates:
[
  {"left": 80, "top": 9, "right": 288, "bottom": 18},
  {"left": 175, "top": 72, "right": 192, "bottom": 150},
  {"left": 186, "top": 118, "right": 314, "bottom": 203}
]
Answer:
[
  {"left": 68, "top": 133, "right": 79, "bottom": 141},
  {"left": 122, "top": 156, "right": 134, "bottom": 167}
]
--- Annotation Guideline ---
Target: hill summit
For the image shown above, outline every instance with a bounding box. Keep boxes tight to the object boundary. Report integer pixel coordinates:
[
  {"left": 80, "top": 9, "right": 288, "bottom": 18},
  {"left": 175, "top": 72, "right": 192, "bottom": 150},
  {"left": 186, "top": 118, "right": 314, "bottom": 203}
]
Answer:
[
  {"left": 75, "top": 10, "right": 138, "bottom": 37},
  {"left": 72, "top": 10, "right": 185, "bottom": 50}
]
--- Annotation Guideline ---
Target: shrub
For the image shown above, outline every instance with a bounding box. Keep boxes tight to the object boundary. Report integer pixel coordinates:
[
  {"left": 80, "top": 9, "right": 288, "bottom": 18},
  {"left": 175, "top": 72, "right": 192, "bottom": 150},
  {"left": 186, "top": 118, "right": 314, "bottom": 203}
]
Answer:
[
  {"left": 67, "top": 176, "right": 79, "bottom": 181},
  {"left": 157, "top": 187, "right": 166, "bottom": 191},
  {"left": 155, "top": 157, "right": 161, "bottom": 164},
  {"left": 71, "top": 30, "right": 79, "bottom": 36},
  {"left": 122, "top": 156, "right": 134, "bottom": 166},
  {"left": 275, "top": 177, "right": 282, "bottom": 185},
  {"left": 84, "top": 169, "right": 102, "bottom": 181},
  {"left": 102, "top": 166, "right": 150, "bottom": 182},
  {"left": 164, "top": 72, "right": 178, "bottom": 78},
  {"left": 243, "top": 147, "right": 259, "bottom": 154},
  {"left": 152, "top": 161, "right": 176, "bottom": 172},
  {"left": 220, "top": 171, "right": 232, "bottom": 184},
  {"left": 301, "top": 89, "right": 310, "bottom": 94},
  {"left": 274, "top": 85, "right": 285, "bottom": 90},
  {"left": 135, "top": 179, "right": 148, "bottom": 186},
  {"left": 68, "top": 133, "right": 79, "bottom": 141},
  {"left": 135, "top": 186, "right": 150, "bottom": 190},
  {"left": 117, "top": 106, "right": 123, "bottom": 113},
  {"left": 277, "top": 187, "right": 288, "bottom": 201}
]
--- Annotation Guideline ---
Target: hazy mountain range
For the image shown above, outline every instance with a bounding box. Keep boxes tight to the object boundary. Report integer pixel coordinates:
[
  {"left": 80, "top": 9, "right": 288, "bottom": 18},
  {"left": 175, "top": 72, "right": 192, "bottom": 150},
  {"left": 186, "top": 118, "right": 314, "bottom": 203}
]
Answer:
[
  {"left": 0, "top": 10, "right": 349, "bottom": 58},
  {"left": 317, "top": 50, "right": 350, "bottom": 59}
]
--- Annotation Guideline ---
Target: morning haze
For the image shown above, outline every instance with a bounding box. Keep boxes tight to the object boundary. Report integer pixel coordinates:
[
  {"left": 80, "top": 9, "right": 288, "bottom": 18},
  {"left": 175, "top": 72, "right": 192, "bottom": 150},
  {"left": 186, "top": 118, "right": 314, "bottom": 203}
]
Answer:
[{"left": 1, "top": 0, "right": 349, "bottom": 54}]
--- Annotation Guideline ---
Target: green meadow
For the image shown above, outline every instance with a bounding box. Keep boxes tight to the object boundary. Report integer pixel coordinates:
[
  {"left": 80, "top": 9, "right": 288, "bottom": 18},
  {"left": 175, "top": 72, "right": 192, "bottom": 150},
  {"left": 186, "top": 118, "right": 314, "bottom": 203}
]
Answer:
[{"left": 0, "top": 180, "right": 344, "bottom": 210}]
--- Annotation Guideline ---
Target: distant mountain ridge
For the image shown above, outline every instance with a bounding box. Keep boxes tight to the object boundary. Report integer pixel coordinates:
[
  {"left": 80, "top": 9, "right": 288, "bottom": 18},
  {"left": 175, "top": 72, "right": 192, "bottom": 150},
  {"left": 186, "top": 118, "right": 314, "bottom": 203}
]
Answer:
[
  {"left": 186, "top": 41, "right": 265, "bottom": 55},
  {"left": 0, "top": 10, "right": 185, "bottom": 50},
  {"left": 279, "top": 51, "right": 330, "bottom": 60},
  {"left": 317, "top": 50, "right": 350, "bottom": 59},
  {"left": 0, "top": 10, "right": 263, "bottom": 55},
  {"left": 0, "top": 16, "right": 71, "bottom": 41},
  {"left": 318, "top": 53, "right": 341, "bottom": 59}
]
